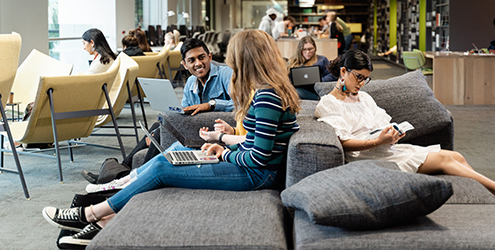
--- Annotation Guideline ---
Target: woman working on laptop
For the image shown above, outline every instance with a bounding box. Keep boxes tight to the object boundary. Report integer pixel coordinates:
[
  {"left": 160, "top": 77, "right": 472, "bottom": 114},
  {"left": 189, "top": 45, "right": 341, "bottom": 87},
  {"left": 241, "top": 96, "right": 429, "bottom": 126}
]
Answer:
[
  {"left": 42, "top": 29, "right": 301, "bottom": 245},
  {"left": 287, "top": 36, "right": 337, "bottom": 100}
]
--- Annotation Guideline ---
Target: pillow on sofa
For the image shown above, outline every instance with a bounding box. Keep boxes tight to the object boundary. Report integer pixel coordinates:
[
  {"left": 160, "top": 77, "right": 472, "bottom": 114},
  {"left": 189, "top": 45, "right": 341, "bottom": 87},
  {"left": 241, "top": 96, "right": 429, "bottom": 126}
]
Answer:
[
  {"left": 281, "top": 160, "right": 453, "bottom": 230},
  {"left": 314, "top": 70, "right": 452, "bottom": 144}
]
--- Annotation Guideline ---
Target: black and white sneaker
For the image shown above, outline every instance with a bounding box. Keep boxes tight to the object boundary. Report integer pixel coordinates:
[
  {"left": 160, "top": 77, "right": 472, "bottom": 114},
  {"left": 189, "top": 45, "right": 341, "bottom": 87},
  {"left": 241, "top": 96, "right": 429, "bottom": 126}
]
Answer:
[
  {"left": 58, "top": 223, "right": 101, "bottom": 247},
  {"left": 42, "top": 207, "right": 88, "bottom": 232}
]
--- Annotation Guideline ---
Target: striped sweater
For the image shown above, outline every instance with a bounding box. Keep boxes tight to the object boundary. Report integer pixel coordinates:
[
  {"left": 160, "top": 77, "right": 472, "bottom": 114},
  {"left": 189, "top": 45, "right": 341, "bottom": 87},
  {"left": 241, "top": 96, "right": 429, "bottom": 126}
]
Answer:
[{"left": 224, "top": 88, "right": 300, "bottom": 170}]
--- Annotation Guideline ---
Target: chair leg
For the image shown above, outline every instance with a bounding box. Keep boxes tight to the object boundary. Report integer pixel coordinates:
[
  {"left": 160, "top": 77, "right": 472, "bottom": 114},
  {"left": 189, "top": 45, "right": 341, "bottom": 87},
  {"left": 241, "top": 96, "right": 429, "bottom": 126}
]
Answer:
[
  {"left": 68, "top": 140, "right": 74, "bottom": 162},
  {"left": 47, "top": 89, "right": 64, "bottom": 183},
  {"left": 135, "top": 80, "right": 148, "bottom": 129},
  {"left": 103, "top": 84, "right": 126, "bottom": 160},
  {"left": 126, "top": 81, "right": 140, "bottom": 144},
  {"left": 0, "top": 101, "right": 30, "bottom": 199}
]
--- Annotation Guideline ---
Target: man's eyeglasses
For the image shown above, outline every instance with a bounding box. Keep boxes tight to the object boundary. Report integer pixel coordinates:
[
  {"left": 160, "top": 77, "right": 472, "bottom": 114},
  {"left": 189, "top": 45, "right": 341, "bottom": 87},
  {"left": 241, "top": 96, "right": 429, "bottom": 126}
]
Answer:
[{"left": 348, "top": 69, "right": 371, "bottom": 85}]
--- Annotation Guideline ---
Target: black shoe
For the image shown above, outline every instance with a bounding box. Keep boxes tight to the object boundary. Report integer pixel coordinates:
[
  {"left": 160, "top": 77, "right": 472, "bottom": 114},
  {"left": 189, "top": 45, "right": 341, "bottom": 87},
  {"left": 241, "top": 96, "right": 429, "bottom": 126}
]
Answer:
[
  {"left": 81, "top": 170, "right": 99, "bottom": 184},
  {"left": 42, "top": 207, "right": 88, "bottom": 232},
  {"left": 58, "top": 223, "right": 101, "bottom": 247}
]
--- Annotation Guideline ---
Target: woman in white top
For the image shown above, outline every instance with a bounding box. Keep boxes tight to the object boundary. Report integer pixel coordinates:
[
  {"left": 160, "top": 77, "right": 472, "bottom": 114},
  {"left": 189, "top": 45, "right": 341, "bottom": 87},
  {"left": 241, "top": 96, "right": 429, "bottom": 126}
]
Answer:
[
  {"left": 315, "top": 49, "right": 495, "bottom": 194},
  {"left": 82, "top": 28, "right": 116, "bottom": 74}
]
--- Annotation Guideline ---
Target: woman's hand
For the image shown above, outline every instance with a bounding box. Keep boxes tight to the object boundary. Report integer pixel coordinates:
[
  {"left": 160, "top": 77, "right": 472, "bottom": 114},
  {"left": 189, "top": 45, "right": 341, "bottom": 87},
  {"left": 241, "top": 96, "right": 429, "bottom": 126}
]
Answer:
[
  {"left": 201, "top": 143, "right": 225, "bottom": 158},
  {"left": 199, "top": 127, "right": 221, "bottom": 142},
  {"left": 377, "top": 126, "right": 406, "bottom": 145},
  {"left": 214, "top": 119, "right": 234, "bottom": 135}
]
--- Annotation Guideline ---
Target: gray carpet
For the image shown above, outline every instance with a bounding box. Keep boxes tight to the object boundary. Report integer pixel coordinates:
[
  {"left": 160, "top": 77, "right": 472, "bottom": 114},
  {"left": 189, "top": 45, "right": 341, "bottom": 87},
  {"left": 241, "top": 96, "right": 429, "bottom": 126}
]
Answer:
[{"left": 1, "top": 59, "right": 494, "bottom": 249}]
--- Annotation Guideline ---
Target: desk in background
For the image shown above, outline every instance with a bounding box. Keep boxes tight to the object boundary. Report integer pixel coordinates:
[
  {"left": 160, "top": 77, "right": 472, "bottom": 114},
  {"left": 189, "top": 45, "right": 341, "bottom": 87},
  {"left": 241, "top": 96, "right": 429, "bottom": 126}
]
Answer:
[
  {"left": 276, "top": 38, "right": 338, "bottom": 61},
  {"left": 425, "top": 52, "right": 495, "bottom": 105}
]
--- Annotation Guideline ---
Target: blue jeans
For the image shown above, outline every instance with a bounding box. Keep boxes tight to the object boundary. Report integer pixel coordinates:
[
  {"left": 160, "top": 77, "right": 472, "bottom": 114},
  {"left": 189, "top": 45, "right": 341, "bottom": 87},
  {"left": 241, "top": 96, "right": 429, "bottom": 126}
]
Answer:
[
  {"left": 296, "top": 88, "right": 320, "bottom": 100},
  {"left": 107, "top": 153, "right": 278, "bottom": 213}
]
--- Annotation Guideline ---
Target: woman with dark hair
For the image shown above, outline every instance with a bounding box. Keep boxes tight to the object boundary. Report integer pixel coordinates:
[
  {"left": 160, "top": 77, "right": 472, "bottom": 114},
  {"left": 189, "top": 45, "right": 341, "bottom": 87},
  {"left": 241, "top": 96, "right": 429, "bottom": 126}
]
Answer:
[
  {"left": 82, "top": 28, "right": 116, "bottom": 74},
  {"left": 129, "top": 27, "right": 152, "bottom": 52},
  {"left": 287, "top": 36, "right": 336, "bottom": 100},
  {"left": 315, "top": 49, "right": 495, "bottom": 194}
]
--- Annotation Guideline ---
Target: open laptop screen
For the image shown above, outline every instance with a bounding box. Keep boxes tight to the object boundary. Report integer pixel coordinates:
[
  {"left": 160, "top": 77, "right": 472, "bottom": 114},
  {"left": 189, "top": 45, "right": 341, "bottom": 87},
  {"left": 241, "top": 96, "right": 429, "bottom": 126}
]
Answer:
[{"left": 290, "top": 66, "right": 321, "bottom": 86}]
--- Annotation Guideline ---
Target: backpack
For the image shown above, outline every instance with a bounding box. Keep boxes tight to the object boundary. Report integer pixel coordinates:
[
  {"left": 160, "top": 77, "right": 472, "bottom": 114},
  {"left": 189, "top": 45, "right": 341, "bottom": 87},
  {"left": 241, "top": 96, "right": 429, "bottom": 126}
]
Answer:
[{"left": 96, "top": 158, "right": 131, "bottom": 184}]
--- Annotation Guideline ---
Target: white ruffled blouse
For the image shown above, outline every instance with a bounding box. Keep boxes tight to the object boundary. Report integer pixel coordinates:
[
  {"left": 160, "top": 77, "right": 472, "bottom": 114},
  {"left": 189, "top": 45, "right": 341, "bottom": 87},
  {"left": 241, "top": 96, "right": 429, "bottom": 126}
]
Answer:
[{"left": 315, "top": 92, "right": 440, "bottom": 173}]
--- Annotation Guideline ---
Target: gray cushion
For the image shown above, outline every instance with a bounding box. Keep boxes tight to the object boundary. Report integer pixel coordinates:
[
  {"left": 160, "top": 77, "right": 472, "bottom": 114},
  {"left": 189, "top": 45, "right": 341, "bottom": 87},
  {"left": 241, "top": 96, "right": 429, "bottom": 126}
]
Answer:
[
  {"left": 88, "top": 188, "right": 288, "bottom": 250},
  {"left": 159, "top": 111, "right": 236, "bottom": 149},
  {"left": 438, "top": 175, "right": 495, "bottom": 204},
  {"left": 293, "top": 204, "right": 495, "bottom": 250},
  {"left": 314, "top": 71, "right": 453, "bottom": 148},
  {"left": 281, "top": 160, "right": 453, "bottom": 230},
  {"left": 285, "top": 115, "right": 345, "bottom": 187}
]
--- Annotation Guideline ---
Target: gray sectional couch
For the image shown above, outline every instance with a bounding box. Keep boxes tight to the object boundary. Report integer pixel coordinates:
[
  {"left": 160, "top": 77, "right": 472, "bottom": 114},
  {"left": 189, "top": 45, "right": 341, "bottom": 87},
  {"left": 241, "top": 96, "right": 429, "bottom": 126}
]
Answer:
[{"left": 88, "top": 70, "right": 495, "bottom": 249}]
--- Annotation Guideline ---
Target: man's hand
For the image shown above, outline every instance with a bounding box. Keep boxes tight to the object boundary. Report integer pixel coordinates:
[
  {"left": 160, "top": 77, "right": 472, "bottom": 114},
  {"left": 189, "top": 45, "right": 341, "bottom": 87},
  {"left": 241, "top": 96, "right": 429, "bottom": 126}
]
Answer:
[{"left": 183, "top": 103, "right": 212, "bottom": 116}]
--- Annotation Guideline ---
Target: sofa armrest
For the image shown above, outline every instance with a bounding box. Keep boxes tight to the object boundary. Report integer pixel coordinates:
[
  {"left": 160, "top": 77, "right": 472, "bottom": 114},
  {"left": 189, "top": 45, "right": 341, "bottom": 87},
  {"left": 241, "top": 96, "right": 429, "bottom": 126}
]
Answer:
[
  {"left": 286, "top": 115, "right": 345, "bottom": 188},
  {"left": 158, "top": 111, "right": 236, "bottom": 149}
]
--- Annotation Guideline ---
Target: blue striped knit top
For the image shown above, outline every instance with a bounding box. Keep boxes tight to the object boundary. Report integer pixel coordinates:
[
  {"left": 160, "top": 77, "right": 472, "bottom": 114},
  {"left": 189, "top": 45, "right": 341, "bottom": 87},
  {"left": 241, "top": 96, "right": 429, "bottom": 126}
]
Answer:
[{"left": 223, "top": 88, "right": 300, "bottom": 170}]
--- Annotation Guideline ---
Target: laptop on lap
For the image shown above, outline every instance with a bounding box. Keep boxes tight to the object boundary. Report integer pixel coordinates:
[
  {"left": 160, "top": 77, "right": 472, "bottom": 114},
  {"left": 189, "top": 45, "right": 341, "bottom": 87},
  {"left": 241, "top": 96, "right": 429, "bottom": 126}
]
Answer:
[
  {"left": 139, "top": 121, "right": 218, "bottom": 165},
  {"left": 290, "top": 66, "right": 321, "bottom": 86}
]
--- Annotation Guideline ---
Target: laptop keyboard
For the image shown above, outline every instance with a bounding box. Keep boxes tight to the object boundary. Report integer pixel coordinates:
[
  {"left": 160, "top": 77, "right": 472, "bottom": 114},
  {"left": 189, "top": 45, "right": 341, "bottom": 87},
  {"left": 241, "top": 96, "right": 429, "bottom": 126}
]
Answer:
[{"left": 174, "top": 151, "right": 198, "bottom": 162}]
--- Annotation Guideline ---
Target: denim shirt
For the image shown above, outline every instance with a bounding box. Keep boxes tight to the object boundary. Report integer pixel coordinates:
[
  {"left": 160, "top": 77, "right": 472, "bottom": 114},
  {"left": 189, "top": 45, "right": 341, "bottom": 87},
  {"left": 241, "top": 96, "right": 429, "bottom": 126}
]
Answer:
[{"left": 181, "top": 64, "right": 234, "bottom": 112}]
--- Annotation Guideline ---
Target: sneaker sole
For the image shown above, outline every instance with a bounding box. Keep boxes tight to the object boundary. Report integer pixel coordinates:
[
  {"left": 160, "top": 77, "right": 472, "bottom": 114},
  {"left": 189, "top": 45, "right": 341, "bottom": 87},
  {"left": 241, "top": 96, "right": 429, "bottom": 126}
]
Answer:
[
  {"left": 42, "top": 207, "right": 84, "bottom": 232},
  {"left": 59, "top": 236, "right": 91, "bottom": 246},
  {"left": 86, "top": 185, "right": 123, "bottom": 193}
]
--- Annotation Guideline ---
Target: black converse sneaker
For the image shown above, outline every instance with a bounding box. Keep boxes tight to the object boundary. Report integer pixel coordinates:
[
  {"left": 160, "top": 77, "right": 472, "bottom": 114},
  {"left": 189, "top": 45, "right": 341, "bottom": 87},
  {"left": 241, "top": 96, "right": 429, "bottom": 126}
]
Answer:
[
  {"left": 58, "top": 223, "right": 101, "bottom": 247},
  {"left": 42, "top": 207, "right": 88, "bottom": 232}
]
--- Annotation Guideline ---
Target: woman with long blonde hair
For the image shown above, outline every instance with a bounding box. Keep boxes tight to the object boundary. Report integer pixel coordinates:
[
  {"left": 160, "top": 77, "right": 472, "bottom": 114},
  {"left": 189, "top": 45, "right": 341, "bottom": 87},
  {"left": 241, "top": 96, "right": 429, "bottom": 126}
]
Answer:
[
  {"left": 287, "top": 36, "right": 336, "bottom": 100},
  {"left": 42, "top": 29, "right": 301, "bottom": 246}
]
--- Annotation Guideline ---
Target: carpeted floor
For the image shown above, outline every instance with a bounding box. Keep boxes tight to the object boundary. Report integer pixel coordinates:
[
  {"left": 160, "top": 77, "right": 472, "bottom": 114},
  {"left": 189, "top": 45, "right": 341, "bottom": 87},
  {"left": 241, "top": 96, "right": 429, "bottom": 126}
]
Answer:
[{"left": 1, "top": 58, "right": 494, "bottom": 249}]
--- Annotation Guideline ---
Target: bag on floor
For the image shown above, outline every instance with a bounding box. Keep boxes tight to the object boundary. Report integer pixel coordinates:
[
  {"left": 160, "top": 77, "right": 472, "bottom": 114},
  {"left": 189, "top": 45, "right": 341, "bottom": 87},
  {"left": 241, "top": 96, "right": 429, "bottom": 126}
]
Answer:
[
  {"left": 56, "top": 190, "right": 119, "bottom": 249},
  {"left": 97, "top": 158, "right": 131, "bottom": 184}
]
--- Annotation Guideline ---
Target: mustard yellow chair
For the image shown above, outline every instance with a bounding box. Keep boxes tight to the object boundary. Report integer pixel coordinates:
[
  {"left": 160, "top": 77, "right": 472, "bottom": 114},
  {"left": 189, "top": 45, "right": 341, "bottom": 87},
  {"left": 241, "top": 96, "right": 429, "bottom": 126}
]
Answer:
[
  {"left": 10, "top": 49, "right": 73, "bottom": 114},
  {"left": 0, "top": 33, "right": 29, "bottom": 199},
  {"left": 94, "top": 53, "right": 140, "bottom": 144},
  {"left": 6, "top": 57, "right": 123, "bottom": 183}
]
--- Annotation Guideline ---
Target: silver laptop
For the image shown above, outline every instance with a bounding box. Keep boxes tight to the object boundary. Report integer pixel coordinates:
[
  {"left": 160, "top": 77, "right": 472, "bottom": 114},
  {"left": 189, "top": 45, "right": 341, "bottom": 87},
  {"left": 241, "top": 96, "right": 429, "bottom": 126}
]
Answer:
[
  {"left": 139, "top": 121, "right": 218, "bottom": 165},
  {"left": 138, "top": 77, "right": 191, "bottom": 114},
  {"left": 290, "top": 66, "right": 321, "bottom": 86}
]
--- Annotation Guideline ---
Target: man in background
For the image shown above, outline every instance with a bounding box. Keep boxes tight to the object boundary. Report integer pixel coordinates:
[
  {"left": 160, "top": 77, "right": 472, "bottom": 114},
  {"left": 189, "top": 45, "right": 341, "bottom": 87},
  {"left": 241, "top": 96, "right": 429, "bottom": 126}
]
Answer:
[{"left": 258, "top": 8, "right": 279, "bottom": 37}]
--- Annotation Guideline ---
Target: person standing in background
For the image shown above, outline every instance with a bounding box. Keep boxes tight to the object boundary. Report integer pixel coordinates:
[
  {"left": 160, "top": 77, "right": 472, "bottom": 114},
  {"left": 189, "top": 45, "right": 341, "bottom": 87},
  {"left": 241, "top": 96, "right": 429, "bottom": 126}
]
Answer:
[
  {"left": 327, "top": 11, "right": 352, "bottom": 52},
  {"left": 258, "top": 8, "right": 279, "bottom": 38}
]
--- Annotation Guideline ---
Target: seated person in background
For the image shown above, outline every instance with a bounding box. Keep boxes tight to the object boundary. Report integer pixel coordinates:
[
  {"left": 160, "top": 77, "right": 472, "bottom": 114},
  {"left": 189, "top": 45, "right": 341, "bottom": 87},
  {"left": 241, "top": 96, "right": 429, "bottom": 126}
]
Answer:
[
  {"left": 121, "top": 34, "right": 144, "bottom": 56},
  {"left": 287, "top": 36, "right": 337, "bottom": 100},
  {"left": 273, "top": 16, "right": 296, "bottom": 40},
  {"left": 42, "top": 29, "right": 301, "bottom": 247},
  {"left": 82, "top": 28, "right": 116, "bottom": 74},
  {"left": 129, "top": 27, "right": 152, "bottom": 53},
  {"left": 325, "top": 12, "right": 345, "bottom": 55},
  {"left": 164, "top": 32, "right": 177, "bottom": 50},
  {"left": 81, "top": 38, "right": 234, "bottom": 184},
  {"left": 315, "top": 49, "right": 495, "bottom": 195}
]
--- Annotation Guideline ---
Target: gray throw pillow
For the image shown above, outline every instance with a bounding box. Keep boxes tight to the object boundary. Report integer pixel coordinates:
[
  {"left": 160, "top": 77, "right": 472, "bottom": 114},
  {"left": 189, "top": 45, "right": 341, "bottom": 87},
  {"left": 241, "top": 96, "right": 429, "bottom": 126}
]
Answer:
[{"left": 281, "top": 160, "right": 453, "bottom": 230}]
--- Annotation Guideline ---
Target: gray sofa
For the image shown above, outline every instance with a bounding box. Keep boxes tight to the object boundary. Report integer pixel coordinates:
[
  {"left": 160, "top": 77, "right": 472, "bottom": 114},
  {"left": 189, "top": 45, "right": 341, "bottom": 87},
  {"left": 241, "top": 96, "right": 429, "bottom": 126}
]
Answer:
[{"left": 88, "top": 71, "right": 495, "bottom": 249}]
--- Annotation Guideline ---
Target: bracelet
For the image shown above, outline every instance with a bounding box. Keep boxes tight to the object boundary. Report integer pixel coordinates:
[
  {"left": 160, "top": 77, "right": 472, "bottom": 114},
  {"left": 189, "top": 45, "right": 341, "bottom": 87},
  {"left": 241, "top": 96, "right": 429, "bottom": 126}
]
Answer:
[
  {"left": 363, "top": 139, "right": 369, "bottom": 148},
  {"left": 219, "top": 133, "right": 226, "bottom": 143},
  {"left": 89, "top": 205, "right": 100, "bottom": 222}
]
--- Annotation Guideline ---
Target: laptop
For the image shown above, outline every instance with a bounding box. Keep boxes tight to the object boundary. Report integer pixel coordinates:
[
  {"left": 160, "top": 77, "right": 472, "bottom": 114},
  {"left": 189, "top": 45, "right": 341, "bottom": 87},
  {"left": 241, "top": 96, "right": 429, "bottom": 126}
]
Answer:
[
  {"left": 138, "top": 77, "right": 191, "bottom": 114},
  {"left": 290, "top": 66, "right": 321, "bottom": 86},
  {"left": 139, "top": 121, "right": 219, "bottom": 166}
]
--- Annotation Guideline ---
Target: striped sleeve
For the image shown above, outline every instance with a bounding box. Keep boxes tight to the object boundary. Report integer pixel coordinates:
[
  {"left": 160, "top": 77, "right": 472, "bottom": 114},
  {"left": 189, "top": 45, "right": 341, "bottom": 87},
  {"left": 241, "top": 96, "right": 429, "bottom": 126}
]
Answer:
[{"left": 224, "top": 89, "right": 286, "bottom": 168}]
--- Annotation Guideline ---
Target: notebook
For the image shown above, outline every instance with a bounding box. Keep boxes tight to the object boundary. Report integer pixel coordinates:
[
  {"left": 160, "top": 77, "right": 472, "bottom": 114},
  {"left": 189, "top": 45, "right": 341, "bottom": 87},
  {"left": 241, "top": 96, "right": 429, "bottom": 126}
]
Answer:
[
  {"left": 138, "top": 77, "right": 191, "bottom": 114},
  {"left": 290, "top": 66, "right": 321, "bottom": 86},
  {"left": 139, "top": 121, "right": 219, "bottom": 166}
]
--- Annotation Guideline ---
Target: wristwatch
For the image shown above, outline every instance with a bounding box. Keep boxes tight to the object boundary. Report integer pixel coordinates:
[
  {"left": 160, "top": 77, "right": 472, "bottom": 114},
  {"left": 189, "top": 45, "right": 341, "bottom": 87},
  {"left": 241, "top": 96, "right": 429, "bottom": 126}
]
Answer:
[{"left": 208, "top": 99, "right": 216, "bottom": 110}]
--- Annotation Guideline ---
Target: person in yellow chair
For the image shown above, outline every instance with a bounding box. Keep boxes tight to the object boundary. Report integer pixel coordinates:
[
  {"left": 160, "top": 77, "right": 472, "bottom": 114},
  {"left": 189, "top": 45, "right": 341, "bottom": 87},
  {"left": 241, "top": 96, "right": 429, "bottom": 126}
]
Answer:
[{"left": 82, "top": 28, "right": 116, "bottom": 75}]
